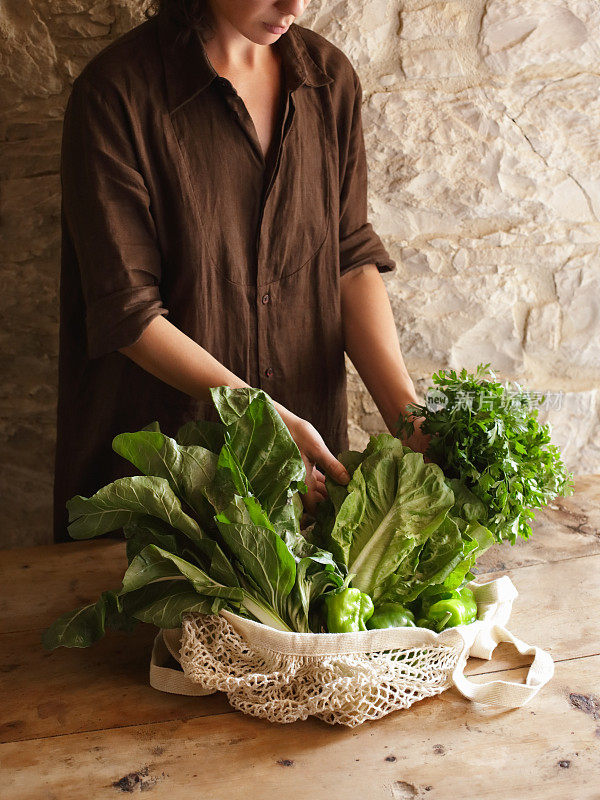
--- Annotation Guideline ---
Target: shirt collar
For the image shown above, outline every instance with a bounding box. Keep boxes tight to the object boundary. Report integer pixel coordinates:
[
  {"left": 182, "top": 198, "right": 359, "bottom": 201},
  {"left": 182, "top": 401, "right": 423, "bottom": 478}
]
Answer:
[{"left": 156, "top": 11, "right": 333, "bottom": 115}]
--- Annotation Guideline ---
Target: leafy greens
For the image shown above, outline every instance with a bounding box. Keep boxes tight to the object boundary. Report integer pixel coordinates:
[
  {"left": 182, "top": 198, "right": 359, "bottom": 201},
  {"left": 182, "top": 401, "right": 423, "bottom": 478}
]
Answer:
[
  {"left": 310, "top": 433, "right": 496, "bottom": 608},
  {"left": 396, "top": 363, "right": 575, "bottom": 544},
  {"left": 43, "top": 386, "right": 345, "bottom": 648},
  {"left": 44, "top": 367, "right": 571, "bottom": 649}
]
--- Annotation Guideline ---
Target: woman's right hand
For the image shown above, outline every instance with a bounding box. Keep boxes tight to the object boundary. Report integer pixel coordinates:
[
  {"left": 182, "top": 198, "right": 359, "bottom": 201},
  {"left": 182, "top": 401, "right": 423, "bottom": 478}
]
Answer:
[{"left": 274, "top": 405, "right": 351, "bottom": 518}]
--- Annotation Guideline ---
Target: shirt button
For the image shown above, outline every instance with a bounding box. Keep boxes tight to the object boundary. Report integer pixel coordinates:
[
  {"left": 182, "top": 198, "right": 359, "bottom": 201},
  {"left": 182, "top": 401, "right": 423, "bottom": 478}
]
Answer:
[
  {"left": 262, "top": 293, "right": 270, "bottom": 304},
  {"left": 265, "top": 367, "right": 274, "bottom": 378}
]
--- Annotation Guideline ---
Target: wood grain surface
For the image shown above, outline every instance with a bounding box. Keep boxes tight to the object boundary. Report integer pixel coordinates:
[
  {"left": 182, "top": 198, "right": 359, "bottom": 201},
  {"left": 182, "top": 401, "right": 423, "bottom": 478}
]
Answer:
[{"left": 1, "top": 474, "right": 599, "bottom": 799}]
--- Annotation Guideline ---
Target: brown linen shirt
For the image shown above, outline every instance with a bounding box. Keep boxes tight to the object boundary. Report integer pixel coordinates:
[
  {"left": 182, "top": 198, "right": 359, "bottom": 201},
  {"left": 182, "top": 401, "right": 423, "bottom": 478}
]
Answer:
[{"left": 53, "top": 10, "right": 396, "bottom": 542}]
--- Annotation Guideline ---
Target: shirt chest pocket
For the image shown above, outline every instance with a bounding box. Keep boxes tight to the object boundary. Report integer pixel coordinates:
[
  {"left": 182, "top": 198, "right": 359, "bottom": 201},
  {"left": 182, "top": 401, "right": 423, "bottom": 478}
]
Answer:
[{"left": 170, "top": 90, "right": 331, "bottom": 287}]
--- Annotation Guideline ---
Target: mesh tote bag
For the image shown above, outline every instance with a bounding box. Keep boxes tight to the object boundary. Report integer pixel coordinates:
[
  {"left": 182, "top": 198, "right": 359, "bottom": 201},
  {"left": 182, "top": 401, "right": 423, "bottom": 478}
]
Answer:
[{"left": 148, "top": 575, "right": 554, "bottom": 727}]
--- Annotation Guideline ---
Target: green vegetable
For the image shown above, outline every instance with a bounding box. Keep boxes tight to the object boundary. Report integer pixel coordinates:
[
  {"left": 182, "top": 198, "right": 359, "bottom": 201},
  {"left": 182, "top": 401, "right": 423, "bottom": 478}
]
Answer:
[
  {"left": 43, "top": 387, "right": 346, "bottom": 648},
  {"left": 44, "top": 364, "right": 574, "bottom": 650},
  {"left": 324, "top": 587, "right": 374, "bottom": 632},
  {"left": 367, "top": 602, "right": 415, "bottom": 629},
  {"left": 416, "top": 586, "right": 478, "bottom": 631},
  {"left": 312, "top": 433, "right": 493, "bottom": 608},
  {"left": 397, "top": 363, "right": 574, "bottom": 544},
  {"left": 316, "top": 435, "right": 455, "bottom": 596}
]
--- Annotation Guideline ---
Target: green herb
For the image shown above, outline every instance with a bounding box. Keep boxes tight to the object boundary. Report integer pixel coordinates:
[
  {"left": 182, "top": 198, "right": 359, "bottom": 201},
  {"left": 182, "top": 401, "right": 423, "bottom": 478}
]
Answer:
[{"left": 396, "top": 363, "right": 574, "bottom": 544}]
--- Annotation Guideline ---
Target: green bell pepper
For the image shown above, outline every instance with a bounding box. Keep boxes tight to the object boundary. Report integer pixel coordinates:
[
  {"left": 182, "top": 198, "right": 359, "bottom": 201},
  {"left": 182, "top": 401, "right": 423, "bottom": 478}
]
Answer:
[
  {"left": 419, "top": 586, "right": 478, "bottom": 632},
  {"left": 416, "top": 618, "right": 434, "bottom": 629},
  {"left": 324, "top": 587, "right": 374, "bottom": 633},
  {"left": 366, "top": 602, "right": 416, "bottom": 630}
]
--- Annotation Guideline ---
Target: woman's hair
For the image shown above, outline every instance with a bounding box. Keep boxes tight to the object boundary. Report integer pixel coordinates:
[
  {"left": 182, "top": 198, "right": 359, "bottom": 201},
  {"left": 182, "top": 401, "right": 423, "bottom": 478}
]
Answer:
[{"left": 145, "top": 0, "right": 217, "bottom": 41}]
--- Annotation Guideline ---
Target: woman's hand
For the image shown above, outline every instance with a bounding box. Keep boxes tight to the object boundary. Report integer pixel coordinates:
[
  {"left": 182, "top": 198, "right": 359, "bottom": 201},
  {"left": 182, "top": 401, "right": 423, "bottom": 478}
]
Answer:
[
  {"left": 399, "top": 415, "right": 433, "bottom": 462},
  {"left": 274, "top": 404, "right": 351, "bottom": 518}
]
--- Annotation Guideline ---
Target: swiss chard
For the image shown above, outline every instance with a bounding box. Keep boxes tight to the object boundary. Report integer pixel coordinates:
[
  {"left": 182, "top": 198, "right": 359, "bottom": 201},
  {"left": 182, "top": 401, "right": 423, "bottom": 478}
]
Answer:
[{"left": 43, "top": 386, "right": 344, "bottom": 648}]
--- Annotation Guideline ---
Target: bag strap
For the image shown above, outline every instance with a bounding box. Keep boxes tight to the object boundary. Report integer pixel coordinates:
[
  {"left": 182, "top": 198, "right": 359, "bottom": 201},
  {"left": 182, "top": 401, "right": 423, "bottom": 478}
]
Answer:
[
  {"left": 451, "top": 623, "right": 555, "bottom": 707},
  {"left": 149, "top": 630, "right": 214, "bottom": 696}
]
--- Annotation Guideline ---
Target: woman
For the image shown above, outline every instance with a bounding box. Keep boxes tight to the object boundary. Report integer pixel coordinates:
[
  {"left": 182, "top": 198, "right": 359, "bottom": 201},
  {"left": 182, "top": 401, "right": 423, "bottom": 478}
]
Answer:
[{"left": 53, "top": 0, "right": 428, "bottom": 542}]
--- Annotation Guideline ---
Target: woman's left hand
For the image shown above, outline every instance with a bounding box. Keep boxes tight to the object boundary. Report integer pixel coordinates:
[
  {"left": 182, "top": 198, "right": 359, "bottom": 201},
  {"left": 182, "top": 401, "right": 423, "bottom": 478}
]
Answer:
[{"left": 272, "top": 402, "right": 350, "bottom": 518}]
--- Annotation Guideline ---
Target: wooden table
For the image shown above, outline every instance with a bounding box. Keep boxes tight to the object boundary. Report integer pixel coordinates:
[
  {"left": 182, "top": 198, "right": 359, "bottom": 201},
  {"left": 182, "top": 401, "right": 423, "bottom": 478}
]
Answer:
[{"left": 2, "top": 475, "right": 600, "bottom": 800}]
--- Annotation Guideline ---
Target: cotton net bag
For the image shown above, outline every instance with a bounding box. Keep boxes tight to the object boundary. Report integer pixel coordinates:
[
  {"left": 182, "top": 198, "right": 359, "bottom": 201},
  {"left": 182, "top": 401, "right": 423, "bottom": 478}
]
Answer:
[{"left": 149, "top": 575, "right": 554, "bottom": 727}]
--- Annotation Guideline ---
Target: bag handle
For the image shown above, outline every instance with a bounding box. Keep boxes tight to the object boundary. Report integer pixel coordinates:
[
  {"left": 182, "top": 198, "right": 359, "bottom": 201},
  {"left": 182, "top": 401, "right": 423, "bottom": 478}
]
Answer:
[
  {"left": 149, "top": 629, "right": 215, "bottom": 696},
  {"left": 451, "top": 623, "right": 555, "bottom": 707}
]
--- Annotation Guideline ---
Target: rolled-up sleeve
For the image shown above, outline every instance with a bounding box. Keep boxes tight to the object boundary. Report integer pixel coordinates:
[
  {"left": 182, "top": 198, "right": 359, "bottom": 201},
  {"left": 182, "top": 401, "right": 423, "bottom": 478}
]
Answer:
[
  {"left": 60, "top": 76, "right": 169, "bottom": 360},
  {"left": 338, "top": 71, "right": 396, "bottom": 278}
]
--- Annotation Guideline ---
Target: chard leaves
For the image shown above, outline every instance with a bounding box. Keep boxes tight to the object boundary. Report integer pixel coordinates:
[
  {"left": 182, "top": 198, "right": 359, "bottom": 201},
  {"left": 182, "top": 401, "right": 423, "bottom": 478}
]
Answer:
[
  {"left": 123, "top": 516, "right": 192, "bottom": 564},
  {"left": 215, "top": 496, "right": 296, "bottom": 623},
  {"left": 67, "top": 474, "right": 238, "bottom": 586},
  {"left": 282, "top": 531, "right": 346, "bottom": 632},
  {"left": 210, "top": 386, "right": 307, "bottom": 535},
  {"left": 122, "top": 544, "right": 243, "bottom": 602},
  {"left": 124, "top": 581, "right": 222, "bottom": 627},
  {"left": 66, "top": 476, "right": 203, "bottom": 542},
  {"left": 41, "top": 590, "right": 133, "bottom": 650},
  {"left": 176, "top": 418, "right": 226, "bottom": 452},
  {"left": 112, "top": 430, "right": 218, "bottom": 531}
]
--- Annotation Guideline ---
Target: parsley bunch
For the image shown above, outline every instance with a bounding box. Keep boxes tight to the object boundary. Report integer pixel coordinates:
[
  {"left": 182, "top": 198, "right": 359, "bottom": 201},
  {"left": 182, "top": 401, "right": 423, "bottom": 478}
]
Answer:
[{"left": 397, "top": 364, "right": 574, "bottom": 544}]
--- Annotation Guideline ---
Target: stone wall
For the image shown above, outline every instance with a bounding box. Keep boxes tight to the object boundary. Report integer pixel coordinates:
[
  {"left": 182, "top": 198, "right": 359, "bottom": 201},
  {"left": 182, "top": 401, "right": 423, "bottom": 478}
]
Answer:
[
  {"left": 1, "top": 0, "right": 598, "bottom": 547},
  {"left": 302, "top": 0, "right": 600, "bottom": 469}
]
